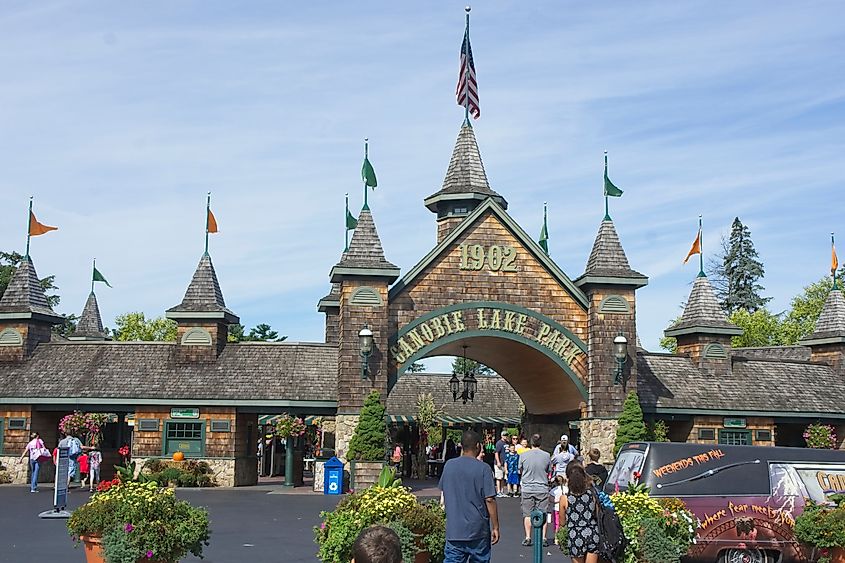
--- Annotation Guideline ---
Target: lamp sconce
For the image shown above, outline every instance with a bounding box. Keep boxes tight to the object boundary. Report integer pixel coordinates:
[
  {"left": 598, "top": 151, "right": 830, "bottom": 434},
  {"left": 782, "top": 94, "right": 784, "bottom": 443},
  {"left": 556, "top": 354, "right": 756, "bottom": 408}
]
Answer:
[
  {"left": 613, "top": 332, "right": 629, "bottom": 391},
  {"left": 359, "top": 325, "right": 374, "bottom": 380}
]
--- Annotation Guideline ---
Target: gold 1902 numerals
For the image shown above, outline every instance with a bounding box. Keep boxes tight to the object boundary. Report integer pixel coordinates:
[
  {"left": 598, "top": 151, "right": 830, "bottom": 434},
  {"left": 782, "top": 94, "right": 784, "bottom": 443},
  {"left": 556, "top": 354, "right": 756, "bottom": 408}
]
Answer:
[{"left": 458, "top": 244, "right": 518, "bottom": 272}]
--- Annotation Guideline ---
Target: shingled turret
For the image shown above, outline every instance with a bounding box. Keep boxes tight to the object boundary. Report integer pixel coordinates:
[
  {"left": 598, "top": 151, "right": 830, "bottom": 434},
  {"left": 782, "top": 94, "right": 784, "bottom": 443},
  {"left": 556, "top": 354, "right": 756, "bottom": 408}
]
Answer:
[
  {"left": 575, "top": 219, "right": 647, "bottom": 417},
  {"left": 665, "top": 275, "right": 742, "bottom": 374},
  {"left": 166, "top": 253, "right": 238, "bottom": 359},
  {"left": 0, "top": 257, "right": 63, "bottom": 361},
  {"left": 330, "top": 206, "right": 398, "bottom": 428},
  {"left": 424, "top": 123, "right": 507, "bottom": 243},
  {"left": 800, "top": 289, "right": 845, "bottom": 372},
  {"left": 69, "top": 292, "right": 108, "bottom": 341}
]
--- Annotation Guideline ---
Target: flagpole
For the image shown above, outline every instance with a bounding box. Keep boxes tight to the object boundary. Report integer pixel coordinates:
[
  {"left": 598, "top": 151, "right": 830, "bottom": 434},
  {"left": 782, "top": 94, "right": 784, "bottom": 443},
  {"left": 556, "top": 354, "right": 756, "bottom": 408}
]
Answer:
[
  {"left": 91, "top": 258, "right": 96, "bottom": 294},
  {"left": 543, "top": 202, "right": 549, "bottom": 255},
  {"left": 204, "top": 192, "right": 211, "bottom": 256},
  {"left": 464, "top": 6, "right": 471, "bottom": 125},
  {"left": 345, "top": 193, "right": 350, "bottom": 252},
  {"left": 698, "top": 215, "right": 705, "bottom": 277},
  {"left": 833, "top": 232, "right": 838, "bottom": 290},
  {"left": 363, "top": 140, "right": 369, "bottom": 211},
  {"left": 604, "top": 151, "right": 610, "bottom": 220},
  {"left": 25, "top": 196, "right": 33, "bottom": 259}
]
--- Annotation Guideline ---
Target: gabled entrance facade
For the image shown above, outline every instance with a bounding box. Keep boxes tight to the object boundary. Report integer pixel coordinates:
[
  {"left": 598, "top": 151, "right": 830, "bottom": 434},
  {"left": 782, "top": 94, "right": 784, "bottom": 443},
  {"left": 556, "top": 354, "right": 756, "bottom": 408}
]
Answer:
[{"left": 326, "top": 122, "right": 648, "bottom": 458}]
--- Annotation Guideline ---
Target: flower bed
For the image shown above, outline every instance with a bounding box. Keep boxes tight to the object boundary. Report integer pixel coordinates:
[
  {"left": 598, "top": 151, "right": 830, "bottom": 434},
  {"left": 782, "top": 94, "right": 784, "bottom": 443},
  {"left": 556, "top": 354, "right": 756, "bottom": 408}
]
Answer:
[
  {"left": 67, "top": 478, "right": 210, "bottom": 563},
  {"left": 315, "top": 467, "right": 445, "bottom": 563},
  {"left": 140, "top": 459, "right": 217, "bottom": 488},
  {"left": 795, "top": 494, "right": 845, "bottom": 563}
]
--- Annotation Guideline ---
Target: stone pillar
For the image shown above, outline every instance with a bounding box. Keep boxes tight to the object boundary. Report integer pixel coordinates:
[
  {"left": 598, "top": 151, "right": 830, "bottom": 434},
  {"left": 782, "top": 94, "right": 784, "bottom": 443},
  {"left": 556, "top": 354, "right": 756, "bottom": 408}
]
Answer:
[
  {"left": 334, "top": 414, "right": 360, "bottom": 462},
  {"left": 579, "top": 418, "right": 620, "bottom": 465}
]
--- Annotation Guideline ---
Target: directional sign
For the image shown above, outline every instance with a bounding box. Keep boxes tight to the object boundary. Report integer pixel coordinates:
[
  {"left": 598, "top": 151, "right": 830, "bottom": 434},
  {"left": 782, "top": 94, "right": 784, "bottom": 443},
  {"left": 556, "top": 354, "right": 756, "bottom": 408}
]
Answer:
[{"left": 54, "top": 446, "right": 69, "bottom": 509}]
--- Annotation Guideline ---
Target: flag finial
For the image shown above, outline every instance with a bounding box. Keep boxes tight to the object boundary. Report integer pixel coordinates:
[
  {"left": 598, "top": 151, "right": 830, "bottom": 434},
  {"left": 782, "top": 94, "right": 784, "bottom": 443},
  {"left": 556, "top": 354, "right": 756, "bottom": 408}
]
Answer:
[{"left": 465, "top": 5, "right": 471, "bottom": 13}]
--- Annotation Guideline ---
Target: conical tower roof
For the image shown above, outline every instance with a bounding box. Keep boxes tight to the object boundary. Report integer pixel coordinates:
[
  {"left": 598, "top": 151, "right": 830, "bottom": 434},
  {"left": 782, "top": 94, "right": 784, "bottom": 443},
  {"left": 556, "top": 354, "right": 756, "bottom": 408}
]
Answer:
[
  {"left": 330, "top": 209, "right": 399, "bottom": 282},
  {"left": 166, "top": 254, "right": 238, "bottom": 322},
  {"left": 665, "top": 275, "right": 742, "bottom": 337},
  {"left": 575, "top": 219, "right": 647, "bottom": 288},
  {"left": 70, "top": 292, "right": 107, "bottom": 340},
  {"left": 0, "top": 256, "right": 62, "bottom": 322},
  {"left": 424, "top": 123, "right": 507, "bottom": 212},
  {"left": 801, "top": 289, "right": 845, "bottom": 344}
]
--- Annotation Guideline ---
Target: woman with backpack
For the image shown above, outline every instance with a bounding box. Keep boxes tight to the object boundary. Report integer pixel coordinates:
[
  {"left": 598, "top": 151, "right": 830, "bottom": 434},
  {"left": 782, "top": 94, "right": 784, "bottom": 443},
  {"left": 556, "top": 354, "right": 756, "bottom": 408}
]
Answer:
[
  {"left": 19, "top": 432, "right": 50, "bottom": 493},
  {"left": 560, "top": 461, "right": 600, "bottom": 563}
]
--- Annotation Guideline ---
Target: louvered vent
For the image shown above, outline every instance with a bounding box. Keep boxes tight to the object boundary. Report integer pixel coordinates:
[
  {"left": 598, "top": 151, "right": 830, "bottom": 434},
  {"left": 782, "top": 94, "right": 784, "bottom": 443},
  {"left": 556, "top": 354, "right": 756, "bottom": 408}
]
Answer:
[
  {"left": 210, "top": 420, "right": 231, "bottom": 432},
  {"left": 702, "top": 343, "right": 728, "bottom": 359},
  {"left": 599, "top": 295, "right": 630, "bottom": 314},
  {"left": 137, "top": 419, "right": 159, "bottom": 432},
  {"left": 181, "top": 327, "right": 212, "bottom": 346},
  {"left": 350, "top": 286, "right": 383, "bottom": 306},
  {"left": 0, "top": 328, "right": 23, "bottom": 346}
]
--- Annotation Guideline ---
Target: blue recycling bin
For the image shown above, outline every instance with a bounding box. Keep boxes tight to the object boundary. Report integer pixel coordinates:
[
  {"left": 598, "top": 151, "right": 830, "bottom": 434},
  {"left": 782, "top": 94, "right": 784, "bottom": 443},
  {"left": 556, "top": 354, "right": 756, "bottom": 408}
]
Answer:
[{"left": 323, "top": 456, "right": 344, "bottom": 495}]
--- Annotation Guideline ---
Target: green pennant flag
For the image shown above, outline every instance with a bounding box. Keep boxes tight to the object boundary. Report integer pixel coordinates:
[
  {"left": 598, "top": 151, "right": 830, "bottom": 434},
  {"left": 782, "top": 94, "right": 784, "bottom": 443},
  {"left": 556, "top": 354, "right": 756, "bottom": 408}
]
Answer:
[
  {"left": 93, "top": 266, "right": 112, "bottom": 288},
  {"left": 539, "top": 219, "right": 549, "bottom": 255},
  {"left": 361, "top": 156, "right": 377, "bottom": 188},
  {"left": 346, "top": 209, "right": 358, "bottom": 230},
  {"left": 604, "top": 168, "right": 623, "bottom": 197}
]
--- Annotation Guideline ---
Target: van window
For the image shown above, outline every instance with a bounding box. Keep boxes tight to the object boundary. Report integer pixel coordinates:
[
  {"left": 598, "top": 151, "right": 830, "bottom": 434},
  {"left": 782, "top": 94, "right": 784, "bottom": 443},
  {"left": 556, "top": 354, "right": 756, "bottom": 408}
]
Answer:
[
  {"left": 607, "top": 449, "right": 644, "bottom": 490},
  {"left": 769, "top": 463, "right": 804, "bottom": 498},
  {"left": 792, "top": 464, "right": 845, "bottom": 503}
]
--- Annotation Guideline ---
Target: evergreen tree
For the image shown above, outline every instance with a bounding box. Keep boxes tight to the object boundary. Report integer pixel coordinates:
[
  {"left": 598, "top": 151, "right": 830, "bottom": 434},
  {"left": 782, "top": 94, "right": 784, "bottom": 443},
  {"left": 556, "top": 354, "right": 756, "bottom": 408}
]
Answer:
[
  {"left": 451, "top": 357, "right": 494, "bottom": 376},
  {"left": 614, "top": 391, "right": 648, "bottom": 455},
  {"left": 719, "top": 218, "right": 770, "bottom": 313},
  {"left": 346, "top": 390, "right": 388, "bottom": 462}
]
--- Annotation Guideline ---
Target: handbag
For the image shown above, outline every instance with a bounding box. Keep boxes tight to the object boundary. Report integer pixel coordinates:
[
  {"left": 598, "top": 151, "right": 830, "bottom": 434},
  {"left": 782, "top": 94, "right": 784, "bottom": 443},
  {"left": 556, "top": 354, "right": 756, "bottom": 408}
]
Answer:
[{"left": 35, "top": 440, "right": 51, "bottom": 463}]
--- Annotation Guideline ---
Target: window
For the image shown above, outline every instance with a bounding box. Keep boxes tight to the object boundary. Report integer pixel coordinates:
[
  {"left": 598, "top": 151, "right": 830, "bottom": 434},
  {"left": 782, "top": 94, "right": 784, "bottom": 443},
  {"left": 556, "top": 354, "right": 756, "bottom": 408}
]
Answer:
[
  {"left": 163, "top": 421, "right": 204, "bottom": 457},
  {"left": 607, "top": 449, "right": 645, "bottom": 491},
  {"left": 698, "top": 428, "right": 716, "bottom": 441},
  {"left": 210, "top": 420, "right": 230, "bottom": 433},
  {"left": 138, "top": 419, "right": 159, "bottom": 432},
  {"left": 719, "top": 429, "right": 752, "bottom": 445},
  {"left": 8, "top": 417, "right": 26, "bottom": 430},
  {"left": 755, "top": 429, "right": 772, "bottom": 442}
]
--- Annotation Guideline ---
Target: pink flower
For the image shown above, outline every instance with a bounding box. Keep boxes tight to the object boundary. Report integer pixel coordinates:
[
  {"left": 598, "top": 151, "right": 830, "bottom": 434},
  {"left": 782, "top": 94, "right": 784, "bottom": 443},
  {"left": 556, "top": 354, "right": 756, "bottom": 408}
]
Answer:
[
  {"left": 320, "top": 522, "right": 326, "bottom": 529},
  {"left": 146, "top": 551, "right": 154, "bottom": 559},
  {"left": 124, "top": 523, "right": 134, "bottom": 533}
]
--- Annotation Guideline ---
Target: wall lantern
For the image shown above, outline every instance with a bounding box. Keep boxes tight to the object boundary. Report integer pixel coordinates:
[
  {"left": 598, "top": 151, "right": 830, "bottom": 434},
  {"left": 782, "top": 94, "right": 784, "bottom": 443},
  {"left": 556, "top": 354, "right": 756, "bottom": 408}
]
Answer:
[
  {"left": 359, "top": 325, "right": 374, "bottom": 379},
  {"left": 613, "top": 332, "right": 629, "bottom": 390}
]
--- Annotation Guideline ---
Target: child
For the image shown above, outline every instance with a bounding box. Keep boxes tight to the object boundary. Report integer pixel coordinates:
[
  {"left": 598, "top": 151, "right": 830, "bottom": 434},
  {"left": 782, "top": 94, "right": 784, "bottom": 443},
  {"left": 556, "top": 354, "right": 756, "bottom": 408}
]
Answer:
[
  {"left": 78, "top": 451, "right": 89, "bottom": 488},
  {"left": 351, "top": 525, "right": 402, "bottom": 563},
  {"left": 87, "top": 448, "right": 102, "bottom": 492},
  {"left": 550, "top": 474, "right": 568, "bottom": 543},
  {"left": 505, "top": 444, "right": 520, "bottom": 496}
]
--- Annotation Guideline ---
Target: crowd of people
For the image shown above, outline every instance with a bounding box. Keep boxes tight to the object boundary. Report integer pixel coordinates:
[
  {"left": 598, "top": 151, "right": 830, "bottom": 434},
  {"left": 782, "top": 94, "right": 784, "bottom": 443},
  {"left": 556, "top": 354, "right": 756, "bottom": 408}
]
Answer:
[
  {"left": 438, "top": 429, "right": 610, "bottom": 563},
  {"left": 18, "top": 431, "right": 102, "bottom": 493}
]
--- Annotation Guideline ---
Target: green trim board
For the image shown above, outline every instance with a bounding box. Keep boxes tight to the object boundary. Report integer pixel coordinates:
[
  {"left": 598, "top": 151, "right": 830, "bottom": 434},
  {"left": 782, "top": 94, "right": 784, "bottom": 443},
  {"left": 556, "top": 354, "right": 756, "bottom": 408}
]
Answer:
[
  {"left": 389, "top": 327, "right": 589, "bottom": 400},
  {"left": 663, "top": 324, "right": 744, "bottom": 337},
  {"left": 162, "top": 419, "right": 205, "bottom": 458},
  {"left": 0, "top": 398, "right": 338, "bottom": 408},
  {"left": 388, "top": 198, "right": 589, "bottom": 309},
  {"left": 386, "top": 414, "right": 520, "bottom": 426},
  {"left": 649, "top": 407, "right": 845, "bottom": 419},
  {"left": 574, "top": 275, "right": 648, "bottom": 289},
  {"left": 330, "top": 266, "right": 400, "bottom": 283}
]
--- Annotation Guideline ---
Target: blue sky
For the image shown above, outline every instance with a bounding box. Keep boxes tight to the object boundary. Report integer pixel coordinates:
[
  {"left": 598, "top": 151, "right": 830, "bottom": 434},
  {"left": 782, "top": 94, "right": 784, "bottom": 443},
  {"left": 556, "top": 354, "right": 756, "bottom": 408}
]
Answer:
[{"left": 2, "top": 1, "right": 844, "bottom": 361}]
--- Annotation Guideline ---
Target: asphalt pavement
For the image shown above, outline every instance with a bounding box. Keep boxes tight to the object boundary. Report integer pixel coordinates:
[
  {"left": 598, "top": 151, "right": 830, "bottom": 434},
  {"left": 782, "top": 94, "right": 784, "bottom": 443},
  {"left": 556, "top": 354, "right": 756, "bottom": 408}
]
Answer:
[{"left": 0, "top": 485, "right": 571, "bottom": 563}]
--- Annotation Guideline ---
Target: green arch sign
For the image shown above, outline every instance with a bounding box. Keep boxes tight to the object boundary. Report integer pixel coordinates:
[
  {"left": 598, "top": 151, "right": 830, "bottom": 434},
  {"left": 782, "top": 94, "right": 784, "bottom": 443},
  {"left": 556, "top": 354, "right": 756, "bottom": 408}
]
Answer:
[{"left": 388, "top": 301, "right": 588, "bottom": 398}]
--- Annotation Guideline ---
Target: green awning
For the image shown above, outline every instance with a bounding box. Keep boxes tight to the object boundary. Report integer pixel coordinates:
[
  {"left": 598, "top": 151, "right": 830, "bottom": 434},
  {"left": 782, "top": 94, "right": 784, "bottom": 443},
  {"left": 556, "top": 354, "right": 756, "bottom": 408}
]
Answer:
[
  {"left": 259, "top": 415, "right": 320, "bottom": 426},
  {"left": 386, "top": 415, "right": 520, "bottom": 426}
]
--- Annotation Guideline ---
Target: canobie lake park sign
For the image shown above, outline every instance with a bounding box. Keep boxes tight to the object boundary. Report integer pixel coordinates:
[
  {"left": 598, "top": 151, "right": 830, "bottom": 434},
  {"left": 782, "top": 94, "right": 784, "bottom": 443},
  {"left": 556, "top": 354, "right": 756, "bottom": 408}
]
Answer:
[{"left": 389, "top": 301, "right": 586, "bottom": 371}]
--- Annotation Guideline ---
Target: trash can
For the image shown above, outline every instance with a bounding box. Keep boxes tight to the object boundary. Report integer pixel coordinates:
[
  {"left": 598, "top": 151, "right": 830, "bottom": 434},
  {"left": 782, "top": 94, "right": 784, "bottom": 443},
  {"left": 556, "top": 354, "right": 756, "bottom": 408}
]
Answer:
[{"left": 323, "top": 456, "right": 344, "bottom": 495}]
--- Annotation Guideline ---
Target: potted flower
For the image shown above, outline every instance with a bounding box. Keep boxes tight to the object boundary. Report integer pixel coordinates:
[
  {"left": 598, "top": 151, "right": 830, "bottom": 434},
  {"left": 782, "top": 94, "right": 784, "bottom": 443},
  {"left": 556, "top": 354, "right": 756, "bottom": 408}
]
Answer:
[
  {"left": 67, "top": 474, "right": 210, "bottom": 563},
  {"left": 315, "top": 466, "right": 445, "bottom": 563},
  {"left": 794, "top": 495, "right": 845, "bottom": 563},
  {"left": 805, "top": 423, "right": 838, "bottom": 449},
  {"left": 59, "top": 411, "right": 112, "bottom": 446},
  {"left": 274, "top": 413, "right": 307, "bottom": 439}
]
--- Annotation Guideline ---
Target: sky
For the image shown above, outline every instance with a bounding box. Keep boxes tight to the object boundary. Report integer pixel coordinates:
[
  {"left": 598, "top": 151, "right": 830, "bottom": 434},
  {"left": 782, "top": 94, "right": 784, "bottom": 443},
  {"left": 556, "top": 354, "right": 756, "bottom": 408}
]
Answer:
[{"left": 1, "top": 1, "right": 844, "bottom": 364}]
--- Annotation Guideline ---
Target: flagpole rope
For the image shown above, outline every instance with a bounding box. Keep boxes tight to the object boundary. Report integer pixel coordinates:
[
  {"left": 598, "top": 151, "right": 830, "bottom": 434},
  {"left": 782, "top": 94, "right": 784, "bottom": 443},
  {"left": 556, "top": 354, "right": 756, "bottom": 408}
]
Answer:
[{"left": 25, "top": 197, "right": 33, "bottom": 259}]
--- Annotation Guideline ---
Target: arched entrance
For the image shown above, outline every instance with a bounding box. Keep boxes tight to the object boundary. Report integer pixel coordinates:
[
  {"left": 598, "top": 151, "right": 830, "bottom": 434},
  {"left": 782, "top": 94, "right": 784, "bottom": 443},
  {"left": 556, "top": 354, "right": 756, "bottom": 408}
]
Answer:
[{"left": 389, "top": 302, "right": 588, "bottom": 415}]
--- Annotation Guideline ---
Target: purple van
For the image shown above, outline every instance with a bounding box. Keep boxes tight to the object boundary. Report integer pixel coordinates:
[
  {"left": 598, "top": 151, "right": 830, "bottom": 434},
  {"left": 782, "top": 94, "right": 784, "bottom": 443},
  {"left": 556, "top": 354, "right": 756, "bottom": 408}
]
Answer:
[{"left": 605, "top": 442, "right": 845, "bottom": 563}]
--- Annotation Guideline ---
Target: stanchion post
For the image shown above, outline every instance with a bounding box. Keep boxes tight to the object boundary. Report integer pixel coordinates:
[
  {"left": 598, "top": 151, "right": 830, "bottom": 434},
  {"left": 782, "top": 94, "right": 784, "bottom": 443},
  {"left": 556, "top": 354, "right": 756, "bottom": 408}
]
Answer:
[{"left": 531, "top": 507, "right": 545, "bottom": 563}]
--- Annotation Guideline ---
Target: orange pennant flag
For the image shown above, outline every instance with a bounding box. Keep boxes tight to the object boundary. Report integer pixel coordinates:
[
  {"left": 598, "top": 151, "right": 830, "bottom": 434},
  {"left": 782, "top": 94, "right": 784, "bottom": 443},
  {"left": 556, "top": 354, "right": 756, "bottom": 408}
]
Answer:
[
  {"left": 833, "top": 243, "right": 839, "bottom": 276},
  {"left": 683, "top": 229, "right": 701, "bottom": 264},
  {"left": 29, "top": 211, "right": 57, "bottom": 236},
  {"left": 207, "top": 208, "right": 218, "bottom": 234}
]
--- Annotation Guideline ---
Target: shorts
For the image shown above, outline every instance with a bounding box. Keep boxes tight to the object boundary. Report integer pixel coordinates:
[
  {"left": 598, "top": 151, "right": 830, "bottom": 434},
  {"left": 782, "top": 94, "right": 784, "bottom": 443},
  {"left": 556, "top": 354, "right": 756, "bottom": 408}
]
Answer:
[
  {"left": 520, "top": 491, "right": 550, "bottom": 517},
  {"left": 494, "top": 465, "right": 505, "bottom": 480}
]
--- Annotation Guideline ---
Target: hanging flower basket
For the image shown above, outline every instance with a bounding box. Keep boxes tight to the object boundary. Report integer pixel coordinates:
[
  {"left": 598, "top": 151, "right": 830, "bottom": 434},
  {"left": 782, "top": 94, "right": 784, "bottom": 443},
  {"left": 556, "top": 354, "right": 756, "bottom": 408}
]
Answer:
[
  {"left": 804, "top": 423, "right": 837, "bottom": 449},
  {"left": 274, "top": 413, "right": 307, "bottom": 439}
]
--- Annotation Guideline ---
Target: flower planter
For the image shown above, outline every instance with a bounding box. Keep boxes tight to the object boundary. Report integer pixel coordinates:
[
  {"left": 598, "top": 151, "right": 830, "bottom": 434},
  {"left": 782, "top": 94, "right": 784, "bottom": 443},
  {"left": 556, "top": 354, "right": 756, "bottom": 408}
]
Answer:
[
  {"left": 80, "top": 535, "right": 105, "bottom": 563},
  {"left": 349, "top": 460, "right": 385, "bottom": 490}
]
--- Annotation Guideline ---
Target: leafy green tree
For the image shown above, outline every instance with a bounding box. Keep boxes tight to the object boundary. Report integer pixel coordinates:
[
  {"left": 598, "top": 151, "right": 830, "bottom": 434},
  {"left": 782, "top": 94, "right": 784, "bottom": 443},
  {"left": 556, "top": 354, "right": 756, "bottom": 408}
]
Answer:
[
  {"left": 781, "top": 276, "right": 838, "bottom": 344},
  {"left": 113, "top": 312, "right": 177, "bottom": 341},
  {"left": 614, "top": 391, "right": 647, "bottom": 455},
  {"left": 648, "top": 420, "right": 670, "bottom": 442},
  {"left": 716, "top": 218, "right": 770, "bottom": 313},
  {"left": 405, "top": 362, "right": 426, "bottom": 373},
  {"left": 729, "top": 308, "right": 785, "bottom": 347},
  {"left": 659, "top": 316, "right": 681, "bottom": 353},
  {"left": 0, "top": 251, "right": 60, "bottom": 308},
  {"left": 227, "top": 323, "right": 287, "bottom": 342},
  {"left": 451, "top": 357, "right": 494, "bottom": 376},
  {"left": 227, "top": 323, "right": 245, "bottom": 343},
  {"left": 346, "top": 390, "right": 388, "bottom": 462}
]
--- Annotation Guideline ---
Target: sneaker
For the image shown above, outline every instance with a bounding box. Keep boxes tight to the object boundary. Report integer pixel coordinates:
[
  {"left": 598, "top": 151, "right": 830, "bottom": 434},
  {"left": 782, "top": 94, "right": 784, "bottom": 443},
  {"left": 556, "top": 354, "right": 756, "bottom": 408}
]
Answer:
[
  {"left": 543, "top": 538, "right": 552, "bottom": 547},
  {"left": 521, "top": 538, "right": 532, "bottom": 547},
  {"left": 29, "top": 490, "right": 37, "bottom": 493},
  {"left": 496, "top": 492, "right": 506, "bottom": 498}
]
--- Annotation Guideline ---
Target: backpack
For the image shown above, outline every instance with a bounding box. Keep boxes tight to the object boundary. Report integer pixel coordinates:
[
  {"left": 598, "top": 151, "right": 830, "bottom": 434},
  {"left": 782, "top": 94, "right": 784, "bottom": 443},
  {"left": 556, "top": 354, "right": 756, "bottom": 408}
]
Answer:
[
  {"left": 68, "top": 437, "right": 82, "bottom": 460},
  {"left": 591, "top": 487, "right": 628, "bottom": 562}
]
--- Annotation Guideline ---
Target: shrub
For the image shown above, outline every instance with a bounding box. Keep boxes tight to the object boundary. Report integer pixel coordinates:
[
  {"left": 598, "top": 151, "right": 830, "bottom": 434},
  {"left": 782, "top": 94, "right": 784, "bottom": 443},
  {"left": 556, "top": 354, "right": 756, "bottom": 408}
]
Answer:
[
  {"left": 143, "top": 459, "right": 217, "bottom": 488},
  {"left": 347, "top": 390, "right": 388, "bottom": 462},
  {"left": 614, "top": 391, "right": 648, "bottom": 455},
  {"left": 639, "top": 517, "right": 680, "bottom": 563},
  {"left": 386, "top": 521, "right": 419, "bottom": 562},
  {"left": 795, "top": 496, "right": 845, "bottom": 562}
]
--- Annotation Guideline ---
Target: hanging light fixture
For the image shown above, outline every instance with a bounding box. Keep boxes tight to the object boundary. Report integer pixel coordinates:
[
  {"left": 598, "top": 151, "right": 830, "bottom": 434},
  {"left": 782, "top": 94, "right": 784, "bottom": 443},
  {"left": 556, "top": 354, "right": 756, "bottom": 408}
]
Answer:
[{"left": 450, "top": 345, "right": 477, "bottom": 404}]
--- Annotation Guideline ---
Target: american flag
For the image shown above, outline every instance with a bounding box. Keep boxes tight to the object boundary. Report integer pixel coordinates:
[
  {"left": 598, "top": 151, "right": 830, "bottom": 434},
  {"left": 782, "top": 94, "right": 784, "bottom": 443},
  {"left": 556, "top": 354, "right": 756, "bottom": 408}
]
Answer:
[{"left": 456, "top": 29, "right": 480, "bottom": 119}]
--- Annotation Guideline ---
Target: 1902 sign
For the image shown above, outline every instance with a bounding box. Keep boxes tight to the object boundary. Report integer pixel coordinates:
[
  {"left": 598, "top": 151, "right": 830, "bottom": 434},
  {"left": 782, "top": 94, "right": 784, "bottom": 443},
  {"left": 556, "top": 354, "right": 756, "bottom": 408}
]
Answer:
[{"left": 458, "top": 243, "right": 518, "bottom": 272}]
